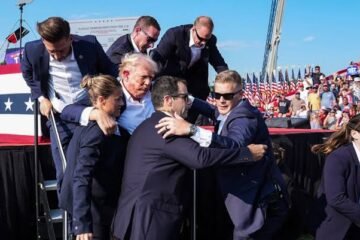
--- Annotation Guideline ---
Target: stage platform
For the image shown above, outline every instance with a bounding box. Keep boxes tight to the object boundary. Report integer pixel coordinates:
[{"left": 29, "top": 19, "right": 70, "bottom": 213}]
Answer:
[{"left": 0, "top": 128, "right": 334, "bottom": 239}]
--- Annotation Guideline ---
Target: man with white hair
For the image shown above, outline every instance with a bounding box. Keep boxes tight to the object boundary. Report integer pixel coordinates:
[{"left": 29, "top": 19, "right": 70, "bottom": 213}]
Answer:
[{"left": 117, "top": 53, "right": 158, "bottom": 134}]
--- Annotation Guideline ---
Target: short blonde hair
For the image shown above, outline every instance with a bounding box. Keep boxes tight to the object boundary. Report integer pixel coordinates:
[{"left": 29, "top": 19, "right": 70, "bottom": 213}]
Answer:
[{"left": 215, "top": 70, "right": 242, "bottom": 88}]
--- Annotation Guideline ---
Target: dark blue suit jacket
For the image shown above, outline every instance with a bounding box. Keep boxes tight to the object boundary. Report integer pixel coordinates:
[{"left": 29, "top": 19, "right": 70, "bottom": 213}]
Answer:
[
  {"left": 316, "top": 143, "right": 360, "bottom": 240},
  {"left": 192, "top": 98, "right": 287, "bottom": 236},
  {"left": 106, "top": 34, "right": 134, "bottom": 65},
  {"left": 21, "top": 34, "right": 118, "bottom": 121},
  {"left": 59, "top": 121, "right": 129, "bottom": 235},
  {"left": 151, "top": 25, "right": 228, "bottom": 100},
  {"left": 112, "top": 111, "right": 255, "bottom": 240}
]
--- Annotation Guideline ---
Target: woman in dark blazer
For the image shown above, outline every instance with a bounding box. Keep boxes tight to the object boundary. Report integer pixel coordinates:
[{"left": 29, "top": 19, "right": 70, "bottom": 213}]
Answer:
[
  {"left": 312, "top": 114, "right": 360, "bottom": 240},
  {"left": 59, "top": 75, "right": 128, "bottom": 240}
]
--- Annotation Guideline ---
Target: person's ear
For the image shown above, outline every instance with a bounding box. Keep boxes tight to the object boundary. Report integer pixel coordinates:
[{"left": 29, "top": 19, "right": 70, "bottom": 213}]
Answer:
[
  {"left": 163, "top": 95, "right": 173, "bottom": 106},
  {"left": 122, "top": 70, "right": 130, "bottom": 81}
]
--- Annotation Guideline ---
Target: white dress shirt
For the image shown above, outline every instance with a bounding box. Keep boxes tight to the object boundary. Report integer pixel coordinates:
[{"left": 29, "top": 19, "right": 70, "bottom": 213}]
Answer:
[
  {"left": 117, "top": 82, "right": 154, "bottom": 134},
  {"left": 188, "top": 29, "right": 204, "bottom": 68},
  {"left": 191, "top": 102, "right": 242, "bottom": 147},
  {"left": 130, "top": 35, "right": 141, "bottom": 53},
  {"left": 47, "top": 47, "right": 92, "bottom": 124},
  {"left": 352, "top": 141, "right": 360, "bottom": 164}
]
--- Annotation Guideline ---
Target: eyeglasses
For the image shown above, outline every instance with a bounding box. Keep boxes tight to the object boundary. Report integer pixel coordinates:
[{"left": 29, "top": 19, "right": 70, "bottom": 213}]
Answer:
[
  {"left": 194, "top": 28, "right": 210, "bottom": 43},
  {"left": 141, "top": 29, "right": 157, "bottom": 43},
  {"left": 171, "top": 93, "right": 189, "bottom": 101},
  {"left": 212, "top": 90, "right": 242, "bottom": 100}
]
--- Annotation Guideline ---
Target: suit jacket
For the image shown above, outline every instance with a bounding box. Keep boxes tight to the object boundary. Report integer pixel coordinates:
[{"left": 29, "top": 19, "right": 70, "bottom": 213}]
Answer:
[
  {"left": 112, "top": 111, "right": 255, "bottom": 240},
  {"left": 59, "top": 121, "right": 129, "bottom": 235},
  {"left": 106, "top": 34, "right": 135, "bottom": 65},
  {"left": 316, "top": 143, "right": 360, "bottom": 240},
  {"left": 21, "top": 34, "right": 118, "bottom": 121},
  {"left": 192, "top": 98, "right": 287, "bottom": 237},
  {"left": 151, "top": 25, "right": 228, "bottom": 100}
]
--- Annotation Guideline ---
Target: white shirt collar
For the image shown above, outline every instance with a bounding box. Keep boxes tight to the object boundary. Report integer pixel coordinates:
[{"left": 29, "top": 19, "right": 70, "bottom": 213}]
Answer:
[
  {"left": 189, "top": 29, "right": 196, "bottom": 47},
  {"left": 352, "top": 141, "right": 360, "bottom": 164},
  {"left": 130, "top": 34, "right": 141, "bottom": 53},
  {"left": 49, "top": 45, "right": 74, "bottom": 61},
  {"left": 189, "top": 29, "right": 205, "bottom": 49},
  {"left": 120, "top": 79, "right": 149, "bottom": 103}
]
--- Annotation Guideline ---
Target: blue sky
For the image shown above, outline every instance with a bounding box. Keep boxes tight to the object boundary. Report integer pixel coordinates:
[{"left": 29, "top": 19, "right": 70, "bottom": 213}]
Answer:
[{"left": 0, "top": 0, "right": 359, "bottom": 79}]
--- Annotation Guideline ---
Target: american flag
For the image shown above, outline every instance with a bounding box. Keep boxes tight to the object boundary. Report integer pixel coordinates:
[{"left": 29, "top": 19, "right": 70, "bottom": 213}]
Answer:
[
  {"left": 290, "top": 68, "right": 297, "bottom": 91},
  {"left": 0, "top": 64, "right": 44, "bottom": 144},
  {"left": 251, "top": 73, "right": 260, "bottom": 104},
  {"left": 244, "top": 73, "right": 252, "bottom": 101},
  {"left": 291, "top": 68, "right": 295, "bottom": 80},
  {"left": 259, "top": 72, "right": 265, "bottom": 93},
  {"left": 297, "top": 68, "right": 302, "bottom": 80},
  {"left": 264, "top": 72, "right": 270, "bottom": 93},
  {"left": 284, "top": 69, "right": 290, "bottom": 93},
  {"left": 278, "top": 70, "right": 285, "bottom": 93},
  {"left": 271, "top": 70, "right": 278, "bottom": 94}
]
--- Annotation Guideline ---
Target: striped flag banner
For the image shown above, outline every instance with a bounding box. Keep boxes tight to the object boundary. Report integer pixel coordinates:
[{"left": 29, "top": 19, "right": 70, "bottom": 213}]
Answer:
[{"left": 0, "top": 64, "right": 45, "bottom": 145}]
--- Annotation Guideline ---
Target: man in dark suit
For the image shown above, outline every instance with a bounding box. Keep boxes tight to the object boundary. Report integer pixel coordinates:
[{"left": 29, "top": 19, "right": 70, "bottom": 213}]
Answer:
[
  {"left": 111, "top": 75, "right": 267, "bottom": 240},
  {"left": 21, "top": 16, "right": 118, "bottom": 186},
  {"left": 150, "top": 16, "right": 228, "bottom": 122},
  {"left": 106, "top": 16, "right": 161, "bottom": 65},
  {"left": 156, "top": 70, "right": 288, "bottom": 240}
]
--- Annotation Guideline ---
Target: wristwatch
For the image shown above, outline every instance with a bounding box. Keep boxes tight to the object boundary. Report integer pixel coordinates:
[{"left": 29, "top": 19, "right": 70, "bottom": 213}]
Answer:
[{"left": 189, "top": 124, "right": 197, "bottom": 136}]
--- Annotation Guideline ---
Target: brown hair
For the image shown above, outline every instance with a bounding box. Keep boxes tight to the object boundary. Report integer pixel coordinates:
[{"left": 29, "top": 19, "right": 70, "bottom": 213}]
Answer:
[
  {"left": 134, "top": 16, "right": 161, "bottom": 31},
  {"left": 37, "top": 17, "right": 70, "bottom": 42},
  {"left": 151, "top": 76, "right": 187, "bottom": 109},
  {"left": 312, "top": 114, "right": 360, "bottom": 155},
  {"left": 80, "top": 75, "right": 121, "bottom": 105}
]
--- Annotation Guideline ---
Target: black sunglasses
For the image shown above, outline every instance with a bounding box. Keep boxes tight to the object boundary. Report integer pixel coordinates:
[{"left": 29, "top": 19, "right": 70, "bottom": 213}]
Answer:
[
  {"left": 194, "top": 28, "right": 209, "bottom": 42},
  {"left": 141, "top": 29, "right": 157, "bottom": 43},
  {"left": 171, "top": 93, "right": 189, "bottom": 101},
  {"left": 212, "top": 90, "right": 242, "bottom": 100}
]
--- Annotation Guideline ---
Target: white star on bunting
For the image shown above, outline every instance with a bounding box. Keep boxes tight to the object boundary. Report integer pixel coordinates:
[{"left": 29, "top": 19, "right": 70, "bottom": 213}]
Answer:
[
  {"left": 4, "top": 97, "right": 13, "bottom": 111},
  {"left": 24, "top": 97, "right": 34, "bottom": 111}
]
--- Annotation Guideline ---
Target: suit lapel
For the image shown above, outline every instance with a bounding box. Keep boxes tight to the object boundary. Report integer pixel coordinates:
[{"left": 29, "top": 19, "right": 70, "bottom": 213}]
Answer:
[
  {"left": 349, "top": 144, "right": 360, "bottom": 202},
  {"left": 72, "top": 39, "right": 88, "bottom": 76},
  {"left": 39, "top": 48, "right": 50, "bottom": 76},
  {"left": 184, "top": 28, "right": 192, "bottom": 67},
  {"left": 38, "top": 46, "right": 50, "bottom": 95}
]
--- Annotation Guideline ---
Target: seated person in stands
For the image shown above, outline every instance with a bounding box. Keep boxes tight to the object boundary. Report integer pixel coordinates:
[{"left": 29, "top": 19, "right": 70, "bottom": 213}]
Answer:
[
  {"left": 59, "top": 75, "right": 129, "bottom": 240},
  {"left": 290, "top": 92, "right": 306, "bottom": 117},
  {"left": 336, "top": 109, "right": 350, "bottom": 130},
  {"left": 323, "top": 109, "right": 337, "bottom": 130},
  {"left": 312, "top": 114, "right": 360, "bottom": 239},
  {"left": 339, "top": 95, "right": 351, "bottom": 111},
  {"left": 310, "top": 111, "right": 322, "bottom": 129},
  {"left": 318, "top": 107, "right": 329, "bottom": 127},
  {"left": 293, "top": 103, "right": 309, "bottom": 119}
]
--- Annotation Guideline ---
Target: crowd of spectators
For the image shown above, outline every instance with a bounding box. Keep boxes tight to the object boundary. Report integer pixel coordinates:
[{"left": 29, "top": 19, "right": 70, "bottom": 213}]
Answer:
[{"left": 259, "top": 65, "right": 360, "bottom": 130}]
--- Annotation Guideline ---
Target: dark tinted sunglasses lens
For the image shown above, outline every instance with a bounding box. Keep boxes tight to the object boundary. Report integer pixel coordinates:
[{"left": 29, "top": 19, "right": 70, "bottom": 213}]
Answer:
[
  {"left": 148, "top": 37, "right": 156, "bottom": 43},
  {"left": 213, "top": 92, "right": 221, "bottom": 99},
  {"left": 213, "top": 93, "right": 234, "bottom": 100},
  {"left": 222, "top": 94, "right": 234, "bottom": 100}
]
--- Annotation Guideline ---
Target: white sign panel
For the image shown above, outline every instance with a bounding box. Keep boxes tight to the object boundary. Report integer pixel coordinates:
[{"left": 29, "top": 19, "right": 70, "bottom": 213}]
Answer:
[{"left": 69, "top": 17, "right": 138, "bottom": 51}]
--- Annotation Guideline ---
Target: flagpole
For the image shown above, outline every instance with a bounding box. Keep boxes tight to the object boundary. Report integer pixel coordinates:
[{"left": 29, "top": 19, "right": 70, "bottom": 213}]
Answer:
[{"left": 18, "top": 3, "right": 25, "bottom": 60}]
